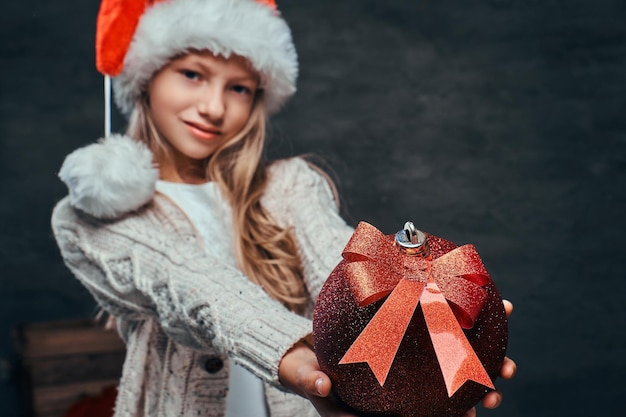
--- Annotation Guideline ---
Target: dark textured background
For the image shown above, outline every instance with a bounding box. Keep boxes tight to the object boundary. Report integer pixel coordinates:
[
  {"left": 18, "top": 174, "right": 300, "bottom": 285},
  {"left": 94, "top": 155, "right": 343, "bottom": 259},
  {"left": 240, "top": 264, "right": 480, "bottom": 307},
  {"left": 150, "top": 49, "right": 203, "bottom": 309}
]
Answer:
[{"left": 1, "top": 0, "right": 625, "bottom": 416}]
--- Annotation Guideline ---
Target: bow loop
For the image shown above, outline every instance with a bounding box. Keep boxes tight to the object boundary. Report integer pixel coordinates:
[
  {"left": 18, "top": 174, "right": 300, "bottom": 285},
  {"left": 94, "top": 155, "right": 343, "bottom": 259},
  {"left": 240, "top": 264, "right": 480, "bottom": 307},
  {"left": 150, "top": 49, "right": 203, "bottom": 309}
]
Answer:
[
  {"left": 431, "top": 244, "right": 490, "bottom": 328},
  {"left": 431, "top": 244, "right": 490, "bottom": 285},
  {"left": 342, "top": 222, "right": 392, "bottom": 263},
  {"left": 343, "top": 261, "right": 401, "bottom": 305},
  {"left": 342, "top": 222, "right": 413, "bottom": 305}
]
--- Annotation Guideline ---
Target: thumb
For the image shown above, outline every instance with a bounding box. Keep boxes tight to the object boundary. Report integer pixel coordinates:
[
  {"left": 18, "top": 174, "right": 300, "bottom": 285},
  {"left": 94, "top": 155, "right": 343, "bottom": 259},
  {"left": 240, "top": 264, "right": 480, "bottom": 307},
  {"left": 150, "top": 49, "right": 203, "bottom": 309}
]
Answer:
[{"left": 302, "top": 371, "right": 332, "bottom": 398}]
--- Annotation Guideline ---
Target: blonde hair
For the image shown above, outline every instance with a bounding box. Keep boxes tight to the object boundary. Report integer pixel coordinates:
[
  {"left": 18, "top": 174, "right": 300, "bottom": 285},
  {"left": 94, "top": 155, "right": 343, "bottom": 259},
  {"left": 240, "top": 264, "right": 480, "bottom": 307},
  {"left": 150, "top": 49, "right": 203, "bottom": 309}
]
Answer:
[{"left": 128, "top": 94, "right": 307, "bottom": 314}]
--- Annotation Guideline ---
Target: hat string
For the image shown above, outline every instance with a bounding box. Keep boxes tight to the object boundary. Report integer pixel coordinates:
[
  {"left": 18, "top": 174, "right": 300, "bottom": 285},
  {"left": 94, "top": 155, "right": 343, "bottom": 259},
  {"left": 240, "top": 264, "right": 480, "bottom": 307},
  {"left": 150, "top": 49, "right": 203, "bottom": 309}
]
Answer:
[{"left": 104, "top": 75, "right": 111, "bottom": 137}]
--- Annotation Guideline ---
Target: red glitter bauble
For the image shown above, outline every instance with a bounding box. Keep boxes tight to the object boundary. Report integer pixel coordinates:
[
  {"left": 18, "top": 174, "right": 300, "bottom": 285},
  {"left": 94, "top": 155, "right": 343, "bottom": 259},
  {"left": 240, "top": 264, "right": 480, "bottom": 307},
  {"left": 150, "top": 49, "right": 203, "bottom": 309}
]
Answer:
[{"left": 313, "top": 232, "right": 508, "bottom": 417}]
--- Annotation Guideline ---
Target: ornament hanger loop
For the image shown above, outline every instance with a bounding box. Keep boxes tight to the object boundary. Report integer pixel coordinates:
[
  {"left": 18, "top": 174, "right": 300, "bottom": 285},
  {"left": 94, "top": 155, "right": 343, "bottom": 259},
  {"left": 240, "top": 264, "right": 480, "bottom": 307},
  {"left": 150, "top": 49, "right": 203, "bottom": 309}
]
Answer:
[{"left": 395, "top": 221, "right": 430, "bottom": 257}]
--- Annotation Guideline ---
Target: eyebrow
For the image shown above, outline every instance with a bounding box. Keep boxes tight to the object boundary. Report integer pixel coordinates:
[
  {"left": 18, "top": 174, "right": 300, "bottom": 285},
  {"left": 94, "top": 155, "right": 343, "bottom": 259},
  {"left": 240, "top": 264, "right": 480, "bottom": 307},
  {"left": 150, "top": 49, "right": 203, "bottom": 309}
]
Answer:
[
  {"left": 181, "top": 57, "right": 258, "bottom": 84},
  {"left": 229, "top": 75, "right": 258, "bottom": 84}
]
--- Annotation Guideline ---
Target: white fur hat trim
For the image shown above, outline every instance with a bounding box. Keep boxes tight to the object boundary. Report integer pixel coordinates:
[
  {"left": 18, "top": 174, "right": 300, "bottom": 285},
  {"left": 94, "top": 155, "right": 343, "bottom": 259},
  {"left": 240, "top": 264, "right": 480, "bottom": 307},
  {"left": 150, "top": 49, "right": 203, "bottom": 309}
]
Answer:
[
  {"left": 113, "top": 0, "right": 298, "bottom": 117},
  {"left": 59, "top": 135, "right": 159, "bottom": 219}
]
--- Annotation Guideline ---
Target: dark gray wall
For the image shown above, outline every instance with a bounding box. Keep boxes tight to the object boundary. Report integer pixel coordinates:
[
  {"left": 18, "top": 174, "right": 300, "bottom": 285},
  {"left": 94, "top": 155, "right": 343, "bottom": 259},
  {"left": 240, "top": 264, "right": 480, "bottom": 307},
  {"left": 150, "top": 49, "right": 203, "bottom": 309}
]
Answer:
[{"left": 1, "top": 0, "right": 625, "bottom": 416}]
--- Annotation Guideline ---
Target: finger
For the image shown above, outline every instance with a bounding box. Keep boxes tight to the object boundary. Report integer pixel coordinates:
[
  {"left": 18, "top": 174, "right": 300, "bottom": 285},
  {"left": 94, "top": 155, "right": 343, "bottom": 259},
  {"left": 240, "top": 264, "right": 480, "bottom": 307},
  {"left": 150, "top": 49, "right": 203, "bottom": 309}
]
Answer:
[
  {"left": 481, "top": 389, "right": 502, "bottom": 409},
  {"left": 503, "top": 299, "right": 513, "bottom": 317},
  {"left": 301, "top": 370, "right": 333, "bottom": 398},
  {"left": 500, "top": 356, "right": 517, "bottom": 379},
  {"left": 314, "top": 374, "right": 332, "bottom": 397}
]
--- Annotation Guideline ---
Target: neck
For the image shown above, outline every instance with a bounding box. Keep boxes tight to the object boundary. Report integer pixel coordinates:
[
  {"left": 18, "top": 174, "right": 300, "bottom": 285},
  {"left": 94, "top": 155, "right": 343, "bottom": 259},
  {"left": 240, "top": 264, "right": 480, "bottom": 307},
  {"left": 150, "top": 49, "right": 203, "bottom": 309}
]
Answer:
[{"left": 159, "top": 158, "right": 208, "bottom": 184}]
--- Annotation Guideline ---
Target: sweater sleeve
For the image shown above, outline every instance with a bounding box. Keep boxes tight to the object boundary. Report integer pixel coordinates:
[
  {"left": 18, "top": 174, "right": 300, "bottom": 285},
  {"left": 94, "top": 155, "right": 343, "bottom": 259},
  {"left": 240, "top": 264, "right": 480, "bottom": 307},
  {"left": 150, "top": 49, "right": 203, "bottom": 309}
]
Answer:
[
  {"left": 51, "top": 197, "right": 312, "bottom": 385},
  {"left": 264, "top": 158, "right": 355, "bottom": 302}
]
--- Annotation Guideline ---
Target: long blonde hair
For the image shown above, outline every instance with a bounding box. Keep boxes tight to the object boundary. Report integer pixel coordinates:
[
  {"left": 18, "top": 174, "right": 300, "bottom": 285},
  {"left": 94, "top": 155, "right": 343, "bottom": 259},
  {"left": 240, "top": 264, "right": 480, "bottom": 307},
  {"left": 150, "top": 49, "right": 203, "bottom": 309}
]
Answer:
[{"left": 128, "top": 94, "right": 307, "bottom": 314}]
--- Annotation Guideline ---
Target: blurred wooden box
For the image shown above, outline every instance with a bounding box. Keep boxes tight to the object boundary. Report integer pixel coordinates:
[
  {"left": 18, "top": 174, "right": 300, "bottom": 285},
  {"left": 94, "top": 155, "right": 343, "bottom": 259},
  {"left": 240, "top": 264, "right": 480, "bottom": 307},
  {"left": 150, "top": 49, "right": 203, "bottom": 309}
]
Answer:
[{"left": 14, "top": 319, "right": 126, "bottom": 417}]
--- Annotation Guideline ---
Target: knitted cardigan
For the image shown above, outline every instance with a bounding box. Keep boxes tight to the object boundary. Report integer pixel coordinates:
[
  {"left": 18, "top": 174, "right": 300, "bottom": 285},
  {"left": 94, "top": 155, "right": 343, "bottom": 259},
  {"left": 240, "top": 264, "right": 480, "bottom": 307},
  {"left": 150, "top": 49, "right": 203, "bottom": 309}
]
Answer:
[{"left": 51, "top": 136, "right": 354, "bottom": 416}]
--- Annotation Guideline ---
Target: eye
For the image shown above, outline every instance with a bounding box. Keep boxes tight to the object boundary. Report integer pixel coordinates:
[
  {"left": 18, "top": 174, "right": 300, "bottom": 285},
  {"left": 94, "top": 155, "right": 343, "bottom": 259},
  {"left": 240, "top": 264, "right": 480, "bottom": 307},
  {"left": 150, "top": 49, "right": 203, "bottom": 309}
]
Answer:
[
  {"left": 231, "top": 84, "right": 253, "bottom": 95},
  {"left": 180, "top": 69, "right": 201, "bottom": 81}
]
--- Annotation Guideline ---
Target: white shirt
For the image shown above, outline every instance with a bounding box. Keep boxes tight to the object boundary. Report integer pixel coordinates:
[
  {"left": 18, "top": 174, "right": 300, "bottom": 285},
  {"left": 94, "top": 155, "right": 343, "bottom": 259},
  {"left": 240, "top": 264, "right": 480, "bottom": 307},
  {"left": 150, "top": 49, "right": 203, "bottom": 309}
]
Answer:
[{"left": 156, "top": 180, "right": 269, "bottom": 417}]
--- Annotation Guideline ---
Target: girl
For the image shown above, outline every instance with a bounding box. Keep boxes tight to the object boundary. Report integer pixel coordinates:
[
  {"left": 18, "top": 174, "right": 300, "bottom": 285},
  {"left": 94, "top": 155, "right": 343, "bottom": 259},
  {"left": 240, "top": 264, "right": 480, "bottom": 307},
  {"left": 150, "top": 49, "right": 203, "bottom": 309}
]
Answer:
[{"left": 51, "top": 1, "right": 515, "bottom": 416}]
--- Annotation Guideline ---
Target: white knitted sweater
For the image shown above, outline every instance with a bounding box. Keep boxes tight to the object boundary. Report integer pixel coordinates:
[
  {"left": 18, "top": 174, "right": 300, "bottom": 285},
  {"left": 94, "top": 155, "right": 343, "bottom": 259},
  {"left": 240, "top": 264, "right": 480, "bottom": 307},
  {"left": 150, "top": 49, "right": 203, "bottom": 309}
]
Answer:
[{"left": 51, "top": 136, "right": 354, "bottom": 416}]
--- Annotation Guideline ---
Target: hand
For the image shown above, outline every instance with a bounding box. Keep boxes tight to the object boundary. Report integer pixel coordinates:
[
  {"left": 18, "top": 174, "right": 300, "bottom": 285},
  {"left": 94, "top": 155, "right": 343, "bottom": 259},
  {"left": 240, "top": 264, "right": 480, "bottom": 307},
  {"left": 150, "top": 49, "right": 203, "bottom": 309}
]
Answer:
[
  {"left": 278, "top": 341, "right": 358, "bottom": 417},
  {"left": 462, "top": 299, "right": 518, "bottom": 417}
]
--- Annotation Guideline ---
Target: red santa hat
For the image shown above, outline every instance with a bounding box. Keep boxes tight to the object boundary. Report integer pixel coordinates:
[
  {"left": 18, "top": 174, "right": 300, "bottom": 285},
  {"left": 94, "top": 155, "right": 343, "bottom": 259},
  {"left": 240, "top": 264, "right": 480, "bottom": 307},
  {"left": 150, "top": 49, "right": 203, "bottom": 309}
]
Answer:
[{"left": 96, "top": 0, "right": 297, "bottom": 117}]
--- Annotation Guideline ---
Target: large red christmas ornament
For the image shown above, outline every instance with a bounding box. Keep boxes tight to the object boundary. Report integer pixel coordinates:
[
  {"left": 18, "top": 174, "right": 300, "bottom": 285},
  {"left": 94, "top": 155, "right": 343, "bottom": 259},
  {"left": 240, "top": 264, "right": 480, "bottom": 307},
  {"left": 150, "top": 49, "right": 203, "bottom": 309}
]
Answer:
[{"left": 313, "top": 221, "right": 508, "bottom": 417}]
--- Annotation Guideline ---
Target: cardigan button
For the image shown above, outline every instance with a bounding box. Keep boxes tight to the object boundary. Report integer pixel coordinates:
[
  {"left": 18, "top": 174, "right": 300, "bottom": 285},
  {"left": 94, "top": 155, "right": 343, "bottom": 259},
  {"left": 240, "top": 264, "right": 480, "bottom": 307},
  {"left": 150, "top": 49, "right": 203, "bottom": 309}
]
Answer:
[{"left": 204, "top": 357, "right": 224, "bottom": 374}]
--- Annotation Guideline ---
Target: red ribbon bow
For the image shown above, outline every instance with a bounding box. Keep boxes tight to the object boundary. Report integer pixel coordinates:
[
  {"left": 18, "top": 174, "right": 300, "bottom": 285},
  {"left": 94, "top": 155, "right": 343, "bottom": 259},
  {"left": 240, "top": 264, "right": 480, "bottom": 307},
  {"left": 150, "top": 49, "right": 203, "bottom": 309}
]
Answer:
[{"left": 339, "top": 222, "right": 495, "bottom": 397}]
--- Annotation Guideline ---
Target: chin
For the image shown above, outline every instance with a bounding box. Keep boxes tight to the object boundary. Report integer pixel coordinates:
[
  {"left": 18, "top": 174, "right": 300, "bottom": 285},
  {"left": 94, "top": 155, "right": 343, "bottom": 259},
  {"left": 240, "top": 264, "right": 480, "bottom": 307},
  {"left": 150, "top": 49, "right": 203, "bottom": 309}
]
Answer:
[{"left": 181, "top": 146, "right": 217, "bottom": 162}]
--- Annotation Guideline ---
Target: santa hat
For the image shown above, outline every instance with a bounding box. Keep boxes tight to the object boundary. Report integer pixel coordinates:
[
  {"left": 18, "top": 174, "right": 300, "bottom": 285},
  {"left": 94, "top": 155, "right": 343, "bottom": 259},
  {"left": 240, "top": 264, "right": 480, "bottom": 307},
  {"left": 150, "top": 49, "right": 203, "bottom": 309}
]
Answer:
[{"left": 96, "top": 0, "right": 298, "bottom": 119}]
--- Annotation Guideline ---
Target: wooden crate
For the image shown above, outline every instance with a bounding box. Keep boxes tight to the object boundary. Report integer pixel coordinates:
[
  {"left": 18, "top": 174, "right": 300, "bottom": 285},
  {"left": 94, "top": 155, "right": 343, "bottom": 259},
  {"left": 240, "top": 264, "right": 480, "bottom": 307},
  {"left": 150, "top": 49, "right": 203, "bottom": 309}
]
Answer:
[{"left": 14, "top": 319, "right": 126, "bottom": 417}]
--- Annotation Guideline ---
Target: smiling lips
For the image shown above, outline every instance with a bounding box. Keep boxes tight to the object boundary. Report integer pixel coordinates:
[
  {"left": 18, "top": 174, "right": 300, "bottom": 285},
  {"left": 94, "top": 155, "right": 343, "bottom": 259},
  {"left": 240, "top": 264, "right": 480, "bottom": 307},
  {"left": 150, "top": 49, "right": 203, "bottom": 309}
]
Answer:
[{"left": 184, "top": 121, "right": 222, "bottom": 141}]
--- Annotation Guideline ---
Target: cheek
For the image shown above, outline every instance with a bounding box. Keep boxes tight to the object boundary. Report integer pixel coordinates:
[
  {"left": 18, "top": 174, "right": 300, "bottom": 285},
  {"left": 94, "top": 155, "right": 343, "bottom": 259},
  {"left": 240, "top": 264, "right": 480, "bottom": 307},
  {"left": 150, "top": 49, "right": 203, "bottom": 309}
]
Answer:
[
  {"left": 151, "top": 90, "right": 179, "bottom": 115},
  {"left": 148, "top": 100, "right": 170, "bottom": 134},
  {"left": 147, "top": 89, "right": 168, "bottom": 122},
  {"left": 149, "top": 76, "right": 189, "bottom": 117},
  {"left": 230, "top": 101, "right": 254, "bottom": 130}
]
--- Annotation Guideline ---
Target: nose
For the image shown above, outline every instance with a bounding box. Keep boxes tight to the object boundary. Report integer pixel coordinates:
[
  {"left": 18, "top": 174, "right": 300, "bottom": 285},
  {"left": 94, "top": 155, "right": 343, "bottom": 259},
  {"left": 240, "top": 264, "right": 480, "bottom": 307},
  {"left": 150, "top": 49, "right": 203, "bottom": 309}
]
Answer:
[{"left": 197, "top": 85, "right": 225, "bottom": 123}]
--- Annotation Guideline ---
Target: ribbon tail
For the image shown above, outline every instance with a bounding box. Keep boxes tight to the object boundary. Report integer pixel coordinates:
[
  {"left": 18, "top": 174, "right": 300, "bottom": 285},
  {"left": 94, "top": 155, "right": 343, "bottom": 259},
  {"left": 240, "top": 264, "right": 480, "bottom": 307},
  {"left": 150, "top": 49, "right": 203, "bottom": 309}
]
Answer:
[
  {"left": 339, "top": 279, "right": 425, "bottom": 386},
  {"left": 421, "top": 281, "right": 495, "bottom": 397}
]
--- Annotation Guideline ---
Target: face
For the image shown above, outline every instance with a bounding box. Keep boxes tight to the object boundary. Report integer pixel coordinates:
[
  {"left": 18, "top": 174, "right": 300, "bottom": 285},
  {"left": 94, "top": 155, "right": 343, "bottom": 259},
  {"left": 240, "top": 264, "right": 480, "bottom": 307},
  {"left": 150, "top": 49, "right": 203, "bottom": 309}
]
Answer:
[{"left": 148, "top": 51, "right": 259, "bottom": 180}]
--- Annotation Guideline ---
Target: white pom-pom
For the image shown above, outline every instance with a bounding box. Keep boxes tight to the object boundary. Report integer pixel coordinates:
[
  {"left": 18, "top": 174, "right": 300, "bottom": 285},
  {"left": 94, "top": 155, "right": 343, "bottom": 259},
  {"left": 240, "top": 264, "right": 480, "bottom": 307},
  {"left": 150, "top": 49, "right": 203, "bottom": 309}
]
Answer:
[{"left": 59, "top": 135, "right": 159, "bottom": 219}]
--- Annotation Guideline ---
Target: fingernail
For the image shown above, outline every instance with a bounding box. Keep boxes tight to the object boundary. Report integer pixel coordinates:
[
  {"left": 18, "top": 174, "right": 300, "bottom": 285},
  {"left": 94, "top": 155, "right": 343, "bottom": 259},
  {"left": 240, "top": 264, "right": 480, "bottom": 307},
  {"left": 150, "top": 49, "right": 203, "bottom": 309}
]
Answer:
[
  {"left": 315, "top": 378, "right": 324, "bottom": 395},
  {"left": 489, "top": 394, "right": 502, "bottom": 409}
]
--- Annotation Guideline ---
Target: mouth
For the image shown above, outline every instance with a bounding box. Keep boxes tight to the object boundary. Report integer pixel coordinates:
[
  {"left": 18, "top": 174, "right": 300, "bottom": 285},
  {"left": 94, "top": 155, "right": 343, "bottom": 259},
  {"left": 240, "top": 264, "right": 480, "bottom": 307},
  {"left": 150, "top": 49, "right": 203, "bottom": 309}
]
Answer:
[{"left": 184, "top": 121, "right": 222, "bottom": 140}]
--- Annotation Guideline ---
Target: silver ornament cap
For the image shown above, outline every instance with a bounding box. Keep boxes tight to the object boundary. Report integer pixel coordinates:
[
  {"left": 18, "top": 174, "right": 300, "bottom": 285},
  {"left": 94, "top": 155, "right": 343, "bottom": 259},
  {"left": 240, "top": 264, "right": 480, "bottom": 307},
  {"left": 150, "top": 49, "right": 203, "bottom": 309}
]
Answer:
[{"left": 395, "top": 221, "right": 430, "bottom": 257}]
